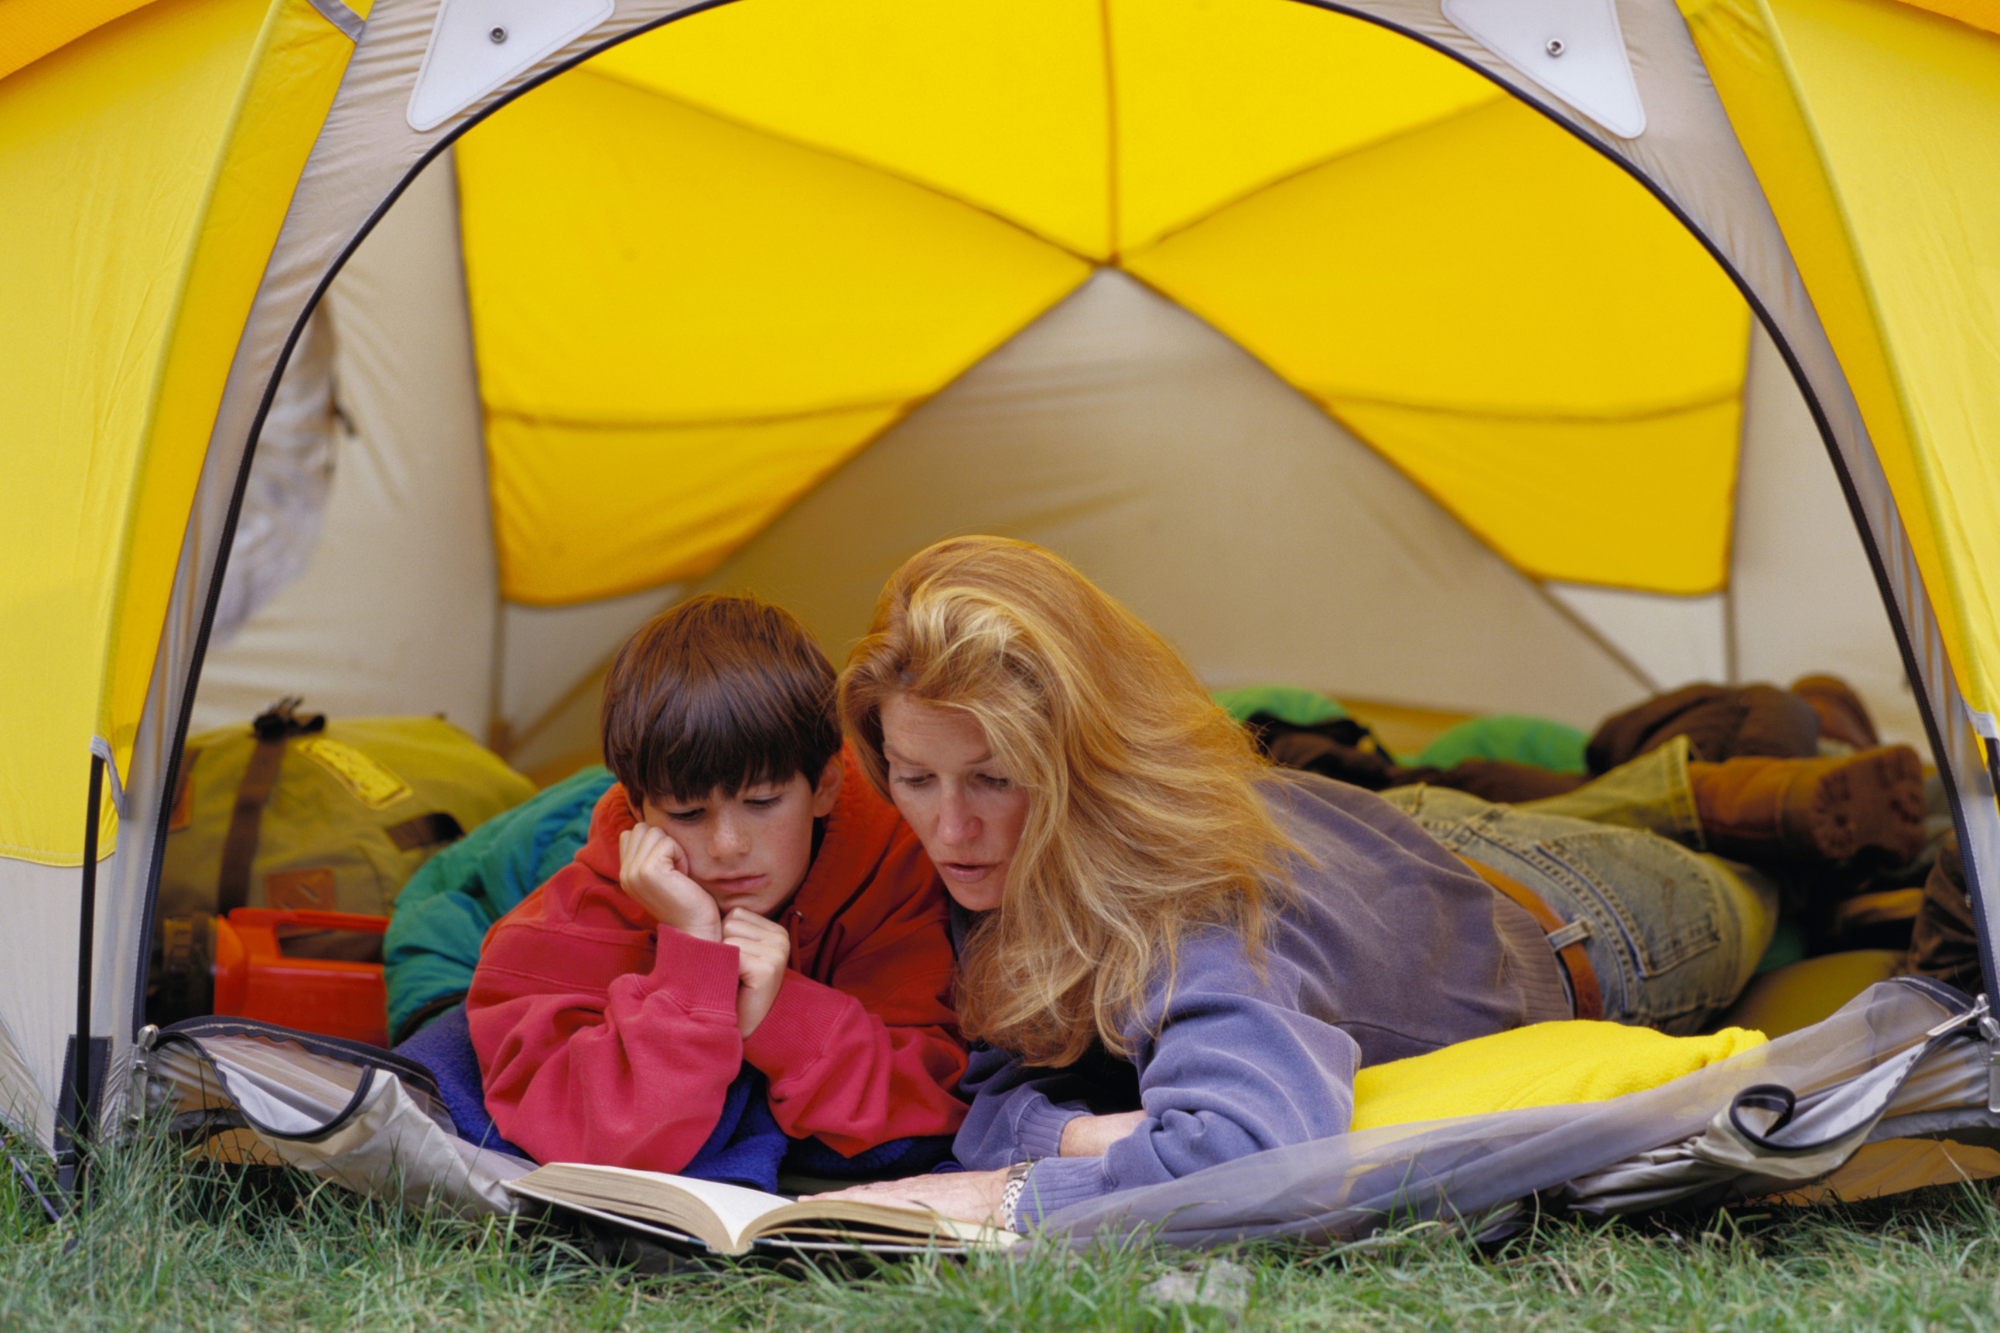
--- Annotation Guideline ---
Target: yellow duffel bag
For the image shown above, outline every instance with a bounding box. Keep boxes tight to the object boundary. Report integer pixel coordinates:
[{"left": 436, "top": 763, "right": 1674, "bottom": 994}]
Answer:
[{"left": 150, "top": 699, "right": 536, "bottom": 1025}]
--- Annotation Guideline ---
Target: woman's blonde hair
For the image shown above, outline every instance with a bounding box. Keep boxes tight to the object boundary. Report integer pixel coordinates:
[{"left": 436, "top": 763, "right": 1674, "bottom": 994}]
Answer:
[{"left": 839, "top": 536, "right": 1292, "bottom": 1067}]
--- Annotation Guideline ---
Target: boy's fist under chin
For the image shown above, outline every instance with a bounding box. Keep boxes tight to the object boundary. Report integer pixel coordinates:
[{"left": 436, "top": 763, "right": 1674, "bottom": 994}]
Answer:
[
  {"left": 618, "top": 823, "right": 721, "bottom": 943},
  {"left": 722, "top": 908, "right": 790, "bottom": 1038}
]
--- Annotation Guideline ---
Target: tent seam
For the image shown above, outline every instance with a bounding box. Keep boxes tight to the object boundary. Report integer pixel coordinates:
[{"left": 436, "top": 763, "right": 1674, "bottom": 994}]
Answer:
[
  {"left": 1124, "top": 86, "right": 1509, "bottom": 259},
  {"left": 572, "top": 65, "right": 1103, "bottom": 265},
  {"left": 1317, "top": 387, "right": 1742, "bottom": 425},
  {"left": 482, "top": 397, "right": 915, "bottom": 432},
  {"left": 1100, "top": 0, "right": 1121, "bottom": 262}
]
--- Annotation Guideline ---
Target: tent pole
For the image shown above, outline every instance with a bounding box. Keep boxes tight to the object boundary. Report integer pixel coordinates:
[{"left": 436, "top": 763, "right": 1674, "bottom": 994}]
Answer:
[{"left": 59, "top": 753, "right": 105, "bottom": 1204}]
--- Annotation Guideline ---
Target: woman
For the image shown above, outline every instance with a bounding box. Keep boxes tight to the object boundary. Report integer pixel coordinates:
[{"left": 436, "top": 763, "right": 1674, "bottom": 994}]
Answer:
[{"left": 816, "top": 536, "right": 1776, "bottom": 1230}]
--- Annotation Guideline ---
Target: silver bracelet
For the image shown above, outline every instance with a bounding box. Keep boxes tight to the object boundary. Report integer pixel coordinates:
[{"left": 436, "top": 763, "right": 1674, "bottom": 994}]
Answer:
[{"left": 999, "top": 1161, "right": 1031, "bottom": 1227}]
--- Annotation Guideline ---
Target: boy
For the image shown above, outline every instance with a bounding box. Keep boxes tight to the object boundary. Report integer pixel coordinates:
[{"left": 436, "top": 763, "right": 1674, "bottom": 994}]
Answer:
[{"left": 466, "top": 595, "right": 968, "bottom": 1172}]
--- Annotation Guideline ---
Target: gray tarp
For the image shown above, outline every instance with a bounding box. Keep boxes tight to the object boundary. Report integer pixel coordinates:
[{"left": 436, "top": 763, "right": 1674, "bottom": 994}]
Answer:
[
  {"left": 142, "top": 1018, "right": 528, "bottom": 1218},
  {"left": 1038, "top": 978, "right": 2000, "bottom": 1248},
  {"left": 142, "top": 979, "right": 2000, "bottom": 1246}
]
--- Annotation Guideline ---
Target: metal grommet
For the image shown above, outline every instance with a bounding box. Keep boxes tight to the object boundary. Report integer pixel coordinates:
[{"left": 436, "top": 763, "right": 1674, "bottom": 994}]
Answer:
[
  {"left": 1546, "top": 37, "right": 1566, "bottom": 56},
  {"left": 489, "top": 25, "right": 509, "bottom": 43}
]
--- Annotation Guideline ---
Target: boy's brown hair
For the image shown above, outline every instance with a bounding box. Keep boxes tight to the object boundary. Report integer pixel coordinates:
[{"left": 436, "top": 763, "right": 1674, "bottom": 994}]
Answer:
[{"left": 601, "top": 595, "right": 842, "bottom": 804}]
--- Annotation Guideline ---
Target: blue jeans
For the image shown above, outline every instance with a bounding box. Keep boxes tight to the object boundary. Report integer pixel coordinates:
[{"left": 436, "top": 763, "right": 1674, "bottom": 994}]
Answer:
[{"left": 1381, "top": 737, "right": 1777, "bottom": 1034}]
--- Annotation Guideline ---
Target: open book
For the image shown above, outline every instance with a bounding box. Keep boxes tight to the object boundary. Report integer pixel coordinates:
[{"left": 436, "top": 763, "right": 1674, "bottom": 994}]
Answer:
[{"left": 506, "top": 1163, "right": 1022, "bottom": 1256}]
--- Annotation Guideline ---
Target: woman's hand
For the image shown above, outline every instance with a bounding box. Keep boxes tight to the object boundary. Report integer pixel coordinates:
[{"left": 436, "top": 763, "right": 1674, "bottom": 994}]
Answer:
[
  {"left": 618, "top": 823, "right": 721, "bottom": 943},
  {"left": 721, "top": 907, "right": 789, "bottom": 1037},
  {"left": 1058, "top": 1110, "right": 1147, "bottom": 1157},
  {"left": 804, "top": 1168, "right": 1013, "bottom": 1228}
]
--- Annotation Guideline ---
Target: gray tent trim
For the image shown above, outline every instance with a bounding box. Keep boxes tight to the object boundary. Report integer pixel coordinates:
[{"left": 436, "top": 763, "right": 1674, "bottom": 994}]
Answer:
[
  {"left": 1035, "top": 980, "right": 2000, "bottom": 1249},
  {"left": 140, "top": 980, "right": 2000, "bottom": 1247}
]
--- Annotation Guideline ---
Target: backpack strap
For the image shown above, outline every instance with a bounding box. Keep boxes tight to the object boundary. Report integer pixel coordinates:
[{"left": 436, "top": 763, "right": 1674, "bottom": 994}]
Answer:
[{"left": 216, "top": 698, "right": 324, "bottom": 914}]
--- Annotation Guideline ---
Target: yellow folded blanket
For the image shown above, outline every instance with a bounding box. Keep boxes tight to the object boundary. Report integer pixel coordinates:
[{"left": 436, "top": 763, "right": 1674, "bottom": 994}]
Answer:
[{"left": 1350, "top": 1021, "right": 1767, "bottom": 1132}]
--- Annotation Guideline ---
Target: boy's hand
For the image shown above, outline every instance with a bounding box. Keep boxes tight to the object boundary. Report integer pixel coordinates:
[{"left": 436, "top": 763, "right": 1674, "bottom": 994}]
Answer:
[
  {"left": 619, "top": 823, "right": 721, "bottom": 943},
  {"left": 722, "top": 908, "right": 790, "bottom": 1038}
]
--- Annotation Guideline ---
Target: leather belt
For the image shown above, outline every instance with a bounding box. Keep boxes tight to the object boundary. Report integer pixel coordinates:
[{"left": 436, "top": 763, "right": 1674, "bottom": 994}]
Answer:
[{"left": 1455, "top": 855, "right": 1603, "bottom": 1022}]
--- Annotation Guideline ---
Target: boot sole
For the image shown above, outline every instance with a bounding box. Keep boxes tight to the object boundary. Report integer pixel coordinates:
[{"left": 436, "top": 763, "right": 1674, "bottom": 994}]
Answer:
[{"left": 1788, "top": 746, "right": 1925, "bottom": 863}]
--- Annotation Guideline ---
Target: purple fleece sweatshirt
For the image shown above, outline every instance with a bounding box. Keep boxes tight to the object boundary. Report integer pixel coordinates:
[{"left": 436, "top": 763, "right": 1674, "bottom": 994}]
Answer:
[{"left": 951, "top": 770, "right": 1570, "bottom": 1226}]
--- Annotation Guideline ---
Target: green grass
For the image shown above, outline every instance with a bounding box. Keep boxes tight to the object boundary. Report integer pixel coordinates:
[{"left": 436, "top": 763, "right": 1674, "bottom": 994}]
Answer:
[{"left": 7, "top": 1125, "right": 2000, "bottom": 1332}]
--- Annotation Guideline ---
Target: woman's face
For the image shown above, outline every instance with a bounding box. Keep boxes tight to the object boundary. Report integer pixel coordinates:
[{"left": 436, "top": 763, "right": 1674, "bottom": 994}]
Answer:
[{"left": 879, "top": 695, "right": 1030, "bottom": 912}]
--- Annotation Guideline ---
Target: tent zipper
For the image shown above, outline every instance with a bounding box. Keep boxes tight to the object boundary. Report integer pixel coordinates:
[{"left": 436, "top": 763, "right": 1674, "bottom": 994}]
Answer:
[{"left": 1921, "top": 993, "right": 2000, "bottom": 1112}]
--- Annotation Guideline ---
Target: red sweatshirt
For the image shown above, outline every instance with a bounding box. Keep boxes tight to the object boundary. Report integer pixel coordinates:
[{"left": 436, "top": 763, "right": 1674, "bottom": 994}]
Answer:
[{"left": 466, "top": 747, "right": 968, "bottom": 1171}]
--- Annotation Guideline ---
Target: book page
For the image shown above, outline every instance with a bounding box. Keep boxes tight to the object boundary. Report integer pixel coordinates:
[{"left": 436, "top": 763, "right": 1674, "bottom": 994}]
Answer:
[
  {"left": 753, "top": 1198, "right": 1021, "bottom": 1248},
  {"left": 511, "top": 1163, "right": 1021, "bottom": 1253},
  {"left": 531, "top": 1165, "right": 790, "bottom": 1250}
]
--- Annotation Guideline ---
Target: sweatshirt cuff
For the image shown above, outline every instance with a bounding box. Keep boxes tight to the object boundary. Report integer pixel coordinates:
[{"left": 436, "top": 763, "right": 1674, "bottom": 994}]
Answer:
[
  {"left": 741, "top": 971, "right": 849, "bottom": 1079},
  {"left": 1015, "top": 1096, "right": 1088, "bottom": 1162},
  {"left": 1015, "top": 1156, "right": 1114, "bottom": 1228},
  {"left": 635, "top": 926, "right": 742, "bottom": 1009}
]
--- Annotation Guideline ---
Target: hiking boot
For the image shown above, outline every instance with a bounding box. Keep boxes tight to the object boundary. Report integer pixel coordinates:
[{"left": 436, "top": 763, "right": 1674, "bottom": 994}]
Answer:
[
  {"left": 1790, "top": 674, "right": 1881, "bottom": 750},
  {"left": 1587, "top": 683, "right": 1819, "bottom": 772},
  {"left": 1690, "top": 745, "right": 1926, "bottom": 866},
  {"left": 1905, "top": 835, "right": 1983, "bottom": 993}
]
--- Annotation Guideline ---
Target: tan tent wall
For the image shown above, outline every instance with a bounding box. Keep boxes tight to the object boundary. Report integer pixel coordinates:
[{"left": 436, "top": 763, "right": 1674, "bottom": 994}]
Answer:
[{"left": 192, "top": 155, "right": 497, "bottom": 736}]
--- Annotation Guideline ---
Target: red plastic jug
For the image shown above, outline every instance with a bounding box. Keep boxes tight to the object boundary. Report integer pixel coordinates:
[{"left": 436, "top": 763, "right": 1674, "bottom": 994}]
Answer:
[{"left": 212, "top": 908, "right": 390, "bottom": 1047}]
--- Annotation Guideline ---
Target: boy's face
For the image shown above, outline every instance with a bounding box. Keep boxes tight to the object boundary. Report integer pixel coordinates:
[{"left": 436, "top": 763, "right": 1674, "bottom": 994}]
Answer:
[{"left": 637, "top": 758, "right": 841, "bottom": 919}]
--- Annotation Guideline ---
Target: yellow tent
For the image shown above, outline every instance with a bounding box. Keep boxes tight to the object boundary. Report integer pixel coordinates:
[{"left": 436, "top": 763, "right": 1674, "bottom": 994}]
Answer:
[{"left": 2, "top": 0, "right": 1998, "bottom": 1172}]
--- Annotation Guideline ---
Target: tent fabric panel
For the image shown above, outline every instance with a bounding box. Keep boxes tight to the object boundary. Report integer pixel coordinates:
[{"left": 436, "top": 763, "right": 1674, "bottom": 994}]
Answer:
[
  {"left": 0, "top": 0, "right": 270, "bottom": 866},
  {"left": 1110, "top": 0, "right": 1503, "bottom": 254},
  {"left": 0, "top": 1002, "right": 42, "bottom": 1148},
  {"left": 1328, "top": 396, "right": 1744, "bottom": 594},
  {"left": 455, "top": 68, "right": 1090, "bottom": 424},
  {"left": 102, "top": 0, "right": 362, "bottom": 787},
  {"left": 1541, "top": 586, "right": 1729, "bottom": 694},
  {"left": 0, "top": 0, "right": 160, "bottom": 82},
  {"left": 1683, "top": 0, "right": 1967, "bottom": 700},
  {"left": 687, "top": 270, "right": 1651, "bottom": 729},
  {"left": 456, "top": 63, "right": 1091, "bottom": 603},
  {"left": 487, "top": 406, "right": 909, "bottom": 606},
  {"left": 0, "top": 858, "right": 102, "bottom": 1147},
  {"left": 1888, "top": 0, "right": 2000, "bottom": 35},
  {"left": 1127, "top": 97, "right": 1750, "bottom": 418},
  {"left": 1763, "top": 0, "right": 2000, "bottom": 719},
  {"left": 497, "top": 589, "right": 680, "bottom": 753},
  {"left": 1123, "top": 91, "right": 1750, "bottom": 595},
  {"left": 193, "top": 154, "right": 498, "bottom": 737},
  {"left": 582, "top": 0, "right": 1114, "bottom": 258}
]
